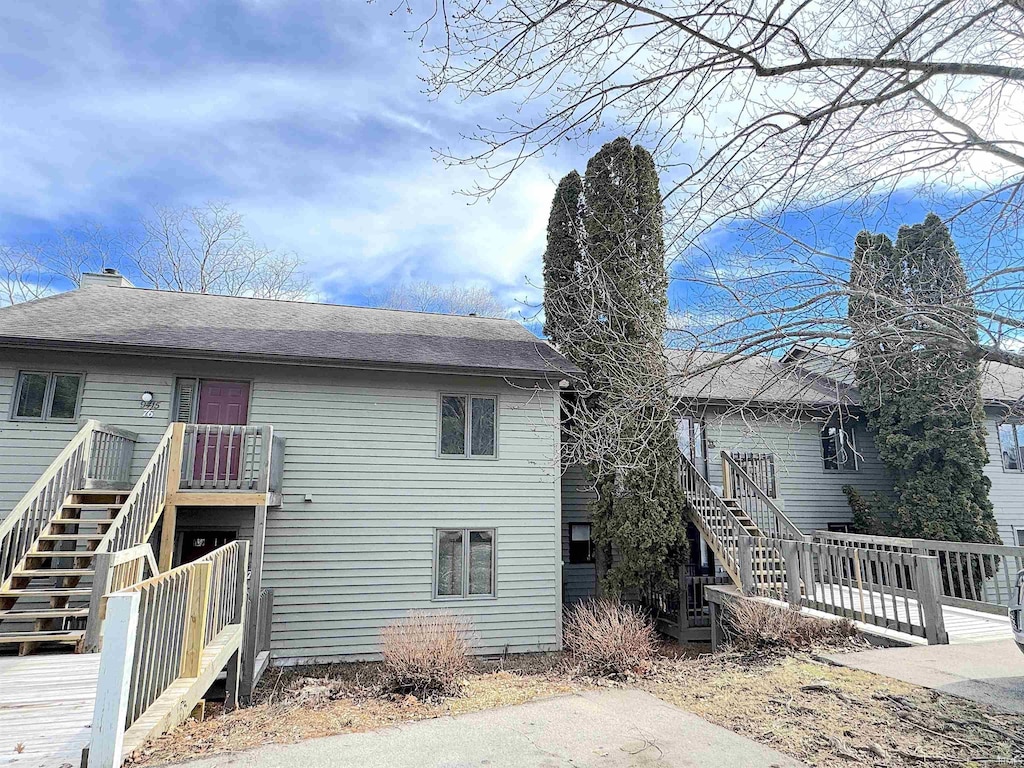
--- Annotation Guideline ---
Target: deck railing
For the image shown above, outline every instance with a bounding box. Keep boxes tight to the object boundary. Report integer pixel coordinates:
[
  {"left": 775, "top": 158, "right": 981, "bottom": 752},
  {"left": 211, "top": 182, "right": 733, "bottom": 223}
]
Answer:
[
  {"left": 727, "top": 451, "right": 778, "bottom": 498},
  {"left": 87, "top": 426, "right": 139, "bottom": 488},
  {"left": 98, "top": 424, "right": 175, "bottom": 555},
  {"left": 89, "top": 541, "right": 248, "bottom": 768},
  {"left": 721, "top": 452, "right": 801, "bottom": 540},
  {"left": 180, "top": 424, "right": 266, "bottom": 491},
  {"left": 741, "top": 535, "right": 948, "bottom": 644},
  {"left": 0, "top": 421, "right": 137, "bottom": 587},
  {"left": 814, "top": 530, "right": 1024, "bottom": 616},
  {"left": 83, "top": 544, "right": 160, "bottom": 652}
]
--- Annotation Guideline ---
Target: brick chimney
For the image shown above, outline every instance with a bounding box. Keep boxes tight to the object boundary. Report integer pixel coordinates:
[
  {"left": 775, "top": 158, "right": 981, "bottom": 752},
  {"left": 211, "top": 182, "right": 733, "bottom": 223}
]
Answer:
[{"left": 80, "top": 268, "right": 134, "bottom": 289}]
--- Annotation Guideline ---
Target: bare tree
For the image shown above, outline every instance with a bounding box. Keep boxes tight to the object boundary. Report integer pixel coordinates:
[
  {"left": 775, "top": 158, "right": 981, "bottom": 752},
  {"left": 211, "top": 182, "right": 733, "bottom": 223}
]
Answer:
[
  {"left": 132, "top": 203, "right": 312, "bottom": 300},
  {"left": 1, "top": 203, "right": 313, "bottom": 303},
  {"left": 399, "top": 0, "right": 1024, "bottom": 372},
  {"left": 366, "top": 280, "right": 509, "bottom": 316}
]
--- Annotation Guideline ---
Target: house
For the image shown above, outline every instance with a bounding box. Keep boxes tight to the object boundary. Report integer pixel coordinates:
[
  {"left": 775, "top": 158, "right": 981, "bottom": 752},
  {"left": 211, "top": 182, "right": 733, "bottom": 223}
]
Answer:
[
  {"left": 561, "top": 344, "right": 1024, "bottom": 604},
  {"left": 0, "top": 271, "right": 579, "bottom": 663}
]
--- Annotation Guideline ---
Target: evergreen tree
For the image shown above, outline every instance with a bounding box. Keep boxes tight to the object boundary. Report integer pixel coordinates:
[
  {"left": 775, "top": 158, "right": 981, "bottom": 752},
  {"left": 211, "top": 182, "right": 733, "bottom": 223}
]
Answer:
[
  {"left": 543, "top": 137, "right": 687, "bottom": 596},
  {"left": 849, "top": 215, "right": 1000, "bottom": 551}
]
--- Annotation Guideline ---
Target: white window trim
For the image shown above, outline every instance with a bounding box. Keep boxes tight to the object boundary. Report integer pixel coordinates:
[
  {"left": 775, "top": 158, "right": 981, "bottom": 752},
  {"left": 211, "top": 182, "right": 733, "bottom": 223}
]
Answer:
[
  {"left": 437, "top": 393, "right": 499, "bottom": 460},
  {"left": 10, "top": 371, "right": 85, "bottom": 423},
  {"left": 1013, "top": 526, "right": 1024, "bottom": 547},
  {"left": 821, "top": 421, "right": 860, "bottom": 473},
  {"left": 432, "top": 527, "right": 497, "bottom": 600},
  {"left": 997, "top": 422, "right": 1024, "bottom": 474}
]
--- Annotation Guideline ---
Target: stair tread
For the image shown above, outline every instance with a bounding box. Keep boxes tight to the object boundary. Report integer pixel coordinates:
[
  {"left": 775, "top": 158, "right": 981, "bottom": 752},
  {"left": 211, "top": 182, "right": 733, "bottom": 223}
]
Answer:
[
  {"left": 0, "top": 630, "right": 84, "bottom": 643},
  {"left": 0, "top": 607, "right": 90, "bottom": 619},
  {"left": 26, "top": 549, "right": 97, "bottom": 557},
  {"left": 38, "top": 534, "right": 104, "bottom": 541},
  {"left": 0, "top": 587, "right": 91, "bottom": 597},
  {"left": 14, "top": 568, "right": 94, "bottom": 577}
]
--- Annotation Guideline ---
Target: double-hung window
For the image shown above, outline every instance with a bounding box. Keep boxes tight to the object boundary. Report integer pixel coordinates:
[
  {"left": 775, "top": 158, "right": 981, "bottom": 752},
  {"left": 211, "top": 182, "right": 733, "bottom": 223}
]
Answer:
[
  {"left": 821, "top": 420, "right": 858, "bottom": 472},
  {"left": 11, "top": 371, "right": 84, "bottom": 422},
  {"left": 439, "top": 394, "right": 497, "bottom": 458},
  {"left": 568, "top": 523, "right": 594, "bottom": 564},
  {"left": 998, "top": 422, "right": 1024, "bottom": 472},
  {"left": 435, "top": 529, "right": 495, "bottom": 598}
]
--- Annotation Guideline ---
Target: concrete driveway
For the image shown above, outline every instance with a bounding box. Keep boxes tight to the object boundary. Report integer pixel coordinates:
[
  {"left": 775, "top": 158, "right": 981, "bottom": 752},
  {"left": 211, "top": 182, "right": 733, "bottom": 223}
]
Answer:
[
  {"left": 825, "top": 638, "right": 1024, "bottom": 714},
  {"left": 168, "top": 689, "right": 805, "bottom": 768}
]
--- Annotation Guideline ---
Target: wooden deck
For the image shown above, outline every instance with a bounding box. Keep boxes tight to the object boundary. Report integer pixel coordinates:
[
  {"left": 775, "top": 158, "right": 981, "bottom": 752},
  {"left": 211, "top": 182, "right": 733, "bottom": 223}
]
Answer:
[
  {"left": 0, "top": 652, "right": 99, "bottom": 768},
  {"left": 804, "top": 582, "right": 1012, "bottom": 644}
]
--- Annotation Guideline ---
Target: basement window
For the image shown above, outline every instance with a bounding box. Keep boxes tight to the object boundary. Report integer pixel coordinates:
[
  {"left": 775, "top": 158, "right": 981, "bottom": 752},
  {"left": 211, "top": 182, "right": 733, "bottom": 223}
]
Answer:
[
  {"left": 568, "top": 523, "right": 594, "bottom": 564},
  {"left": 439, "top": 394, "right": 497, "bottom": 458},
  {"left": 435, "top": 529, "right": 495, "bottom": 598},
  {"left": 12, "top": 371, "right": 84, "bottom": 422}
]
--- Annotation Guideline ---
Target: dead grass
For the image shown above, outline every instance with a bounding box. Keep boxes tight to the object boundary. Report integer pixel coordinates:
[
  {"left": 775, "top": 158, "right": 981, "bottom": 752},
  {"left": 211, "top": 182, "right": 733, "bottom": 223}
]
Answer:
[
  {"left": 642, "top": 651, "right": 1024, "bottom": 767},
  {"left": 126, "top": 654, "right": 583, "bottom": 767},
  {"left": 127, "top": 646, "right": 1024, "bottom": 768}
]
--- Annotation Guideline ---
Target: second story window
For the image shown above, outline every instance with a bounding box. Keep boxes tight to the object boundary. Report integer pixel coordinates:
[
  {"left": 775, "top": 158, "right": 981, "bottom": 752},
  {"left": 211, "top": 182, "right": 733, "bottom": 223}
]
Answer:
[
  {"left": 12, "top": 371, "right": 84, "bottom": 422},
  {"left": 998, "top": 422, "right": 1024, "bottom": 472},
  {"left": 821, "top": 420, "right": 858, "bottom": 472},
  {"left": 440, "top": 394, "right": 496, "bottom": 458}
]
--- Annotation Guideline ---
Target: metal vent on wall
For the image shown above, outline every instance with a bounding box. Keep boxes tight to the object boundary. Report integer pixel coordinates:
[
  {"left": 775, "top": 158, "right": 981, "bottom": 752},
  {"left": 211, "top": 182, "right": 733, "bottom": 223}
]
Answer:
[{"left": 174, "top": 378, "right": 198, "bottom": 423}]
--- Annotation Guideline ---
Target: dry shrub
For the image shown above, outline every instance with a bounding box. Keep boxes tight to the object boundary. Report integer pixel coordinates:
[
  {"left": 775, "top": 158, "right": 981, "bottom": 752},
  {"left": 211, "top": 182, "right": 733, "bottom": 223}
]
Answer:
[
  {"left": 723, "top": 599, "right": 858, "bottom": 652},
  {"left": 563, "top": 599, "right": 658, "bottom": 678},
  {"left": 379, "top": 611, "right": 472, "bottom": 698}
]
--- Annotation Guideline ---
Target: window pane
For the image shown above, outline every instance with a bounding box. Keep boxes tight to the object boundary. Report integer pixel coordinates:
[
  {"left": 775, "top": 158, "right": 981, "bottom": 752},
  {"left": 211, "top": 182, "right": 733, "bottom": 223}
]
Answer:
[
  {"left": 998, "top": 424, "right": 1019, "bottom": 471},
  {"left": 569, "top": 523, "right": 592, "bottom": 564},
  {"left": 49, "top": 374, "right": 81, "bottom": 419},
  {"left": 436, "top": 530, "right": 464, "bottom": 596},
  {"left": 468, "top": 530, "right": 493, "bottom": 595},
  {"left": 470, "top": 397, "right": 496, "bottom": 456},
  {"left": 440, "top": 395, "right": 467, "bottom": 455},
  {"left": 821, "top": 427, "right": 838, "bottom": 470},
  {"left": 15, "top": 373, "right": 47, "bottom": 418},
  {"left": 837, "top": 428, "right": 857, "bottom": 471},
  {"left": 677, "top": 419, "right": 693, "bottom": 461}
]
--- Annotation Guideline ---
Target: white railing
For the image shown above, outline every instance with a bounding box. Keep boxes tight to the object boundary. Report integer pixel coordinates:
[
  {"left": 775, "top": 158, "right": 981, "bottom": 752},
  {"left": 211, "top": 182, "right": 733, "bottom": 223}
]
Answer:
[
  {"left": 0, "top": 420, "right": 137, "bottom": 587},
  {"left": 741, "top": 535, "right": 948, "bottom": 644},
  {"left": 82, "top": 544, "right": 160, "bottom": 652},
  {"left": 89, "top": 541, "right": 248, "bottom": 768},
  {"left": 814, "top": 530, "right": 1024, "bottom": 616},
  {"left": 721, "top": 452, "right": 801, "bottom": 540},
  {"left": 727, "top": 451, "right": 778, "bottom": 498},
  {"left": 98, "top": 424, "right": 176, "bottom": 555}
]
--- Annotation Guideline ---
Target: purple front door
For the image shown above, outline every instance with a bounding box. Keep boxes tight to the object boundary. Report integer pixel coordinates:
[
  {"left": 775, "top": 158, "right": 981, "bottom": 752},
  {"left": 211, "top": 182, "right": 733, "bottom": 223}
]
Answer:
[{"left": 194, "top": 381, "right": 250, "bottom": 483}]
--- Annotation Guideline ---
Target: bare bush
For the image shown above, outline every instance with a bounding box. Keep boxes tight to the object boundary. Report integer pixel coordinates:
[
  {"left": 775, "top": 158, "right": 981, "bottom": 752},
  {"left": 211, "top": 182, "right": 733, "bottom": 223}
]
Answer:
[
  {"left": 723, "top": 599, "right": 858, "bottom": 653},
  {"left": 563, "top": 599, "right": 659, "bottom": 678},
  {"left": 379, "top": 611, "right": 472, "bottom": 698}
]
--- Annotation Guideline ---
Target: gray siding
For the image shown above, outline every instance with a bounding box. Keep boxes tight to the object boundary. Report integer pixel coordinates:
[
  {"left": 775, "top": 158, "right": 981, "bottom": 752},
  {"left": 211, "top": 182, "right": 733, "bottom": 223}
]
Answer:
[
  {"left": 982, "top": 406, "right": 1024, "bottom": 545},
  {"left": 0, "top": 350, "right": 562, "bottom": 661},
  {"left": 698, "top": 407, "right": 892, "bottom": 533},
  {"left": 560, "top": 464, "right": 597, "bottom": 603}
]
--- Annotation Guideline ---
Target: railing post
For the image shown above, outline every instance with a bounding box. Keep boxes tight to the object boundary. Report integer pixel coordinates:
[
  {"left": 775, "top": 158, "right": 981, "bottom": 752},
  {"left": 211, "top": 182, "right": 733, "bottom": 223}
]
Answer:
[
  {"left": 83, "top": 550, "right": 113, "bottom": 652},
  {"left": 89, "top": 591, "right": 141, "bottom": 768},
  {"left": 738, "top": 536, "right": 754, "bottom": 594},
  {"left": 677, "top": 566, "right": 687, "bottom": 632},
  {"left": 159, "top": 423, "right": 186, "bottom": 572},
  {"left": 917, "top": 555, "right": 948, "bottom": 645},
  {"left": 181, "top": 561, "right": 212, "bottom": 677},
  {"left": 721, "top": 452, "right": 732, "bottom": 498},
  {"left": 782, "top": 539, "right": 801, "bottom": 608},
  {"left": 225, "top": 542, "right": 250, "bottom": 712}
]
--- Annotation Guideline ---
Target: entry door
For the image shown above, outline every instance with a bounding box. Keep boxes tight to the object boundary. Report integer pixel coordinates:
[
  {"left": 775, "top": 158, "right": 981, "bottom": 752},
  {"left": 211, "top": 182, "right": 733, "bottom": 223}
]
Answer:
[
  {"left": 179, "top": 530, "right": 237, "bottom": 565},
  {"left": 194, "top": 381, "right": 250, "bottom": 483}
]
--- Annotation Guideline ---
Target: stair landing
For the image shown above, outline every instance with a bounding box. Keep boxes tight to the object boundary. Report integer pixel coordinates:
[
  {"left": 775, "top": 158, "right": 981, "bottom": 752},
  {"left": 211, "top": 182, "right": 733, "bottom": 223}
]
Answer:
[{"left": 0, "top": 651, "right": 99, "bottom": 767}]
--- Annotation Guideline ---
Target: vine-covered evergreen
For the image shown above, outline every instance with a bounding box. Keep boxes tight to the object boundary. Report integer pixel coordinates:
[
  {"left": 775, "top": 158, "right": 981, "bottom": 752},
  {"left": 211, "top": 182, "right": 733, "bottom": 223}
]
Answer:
[
  {"left": 543, "top": 137, "right": 686, "bottom": 596},
  {"left": 849, "top": 214, "right": 999, "bottom": 548}
]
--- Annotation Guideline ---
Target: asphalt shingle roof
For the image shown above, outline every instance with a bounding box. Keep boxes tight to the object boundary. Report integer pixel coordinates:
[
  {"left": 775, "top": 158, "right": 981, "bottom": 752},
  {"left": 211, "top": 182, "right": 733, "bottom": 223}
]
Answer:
[{"left": 0, "top": 285, "right": 577, "bottom": 378}]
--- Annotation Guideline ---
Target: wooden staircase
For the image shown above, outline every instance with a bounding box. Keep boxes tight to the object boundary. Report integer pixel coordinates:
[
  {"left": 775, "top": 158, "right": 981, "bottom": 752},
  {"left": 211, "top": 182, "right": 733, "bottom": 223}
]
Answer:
[{"left": 0, "top": 490, "right": 127, "bottom": 654}]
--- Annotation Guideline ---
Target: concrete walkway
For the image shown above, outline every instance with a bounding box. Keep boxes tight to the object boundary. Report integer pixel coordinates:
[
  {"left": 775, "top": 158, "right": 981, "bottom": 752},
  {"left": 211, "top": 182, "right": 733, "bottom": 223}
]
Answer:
[
  {"left": 169, "top": 689, "right": 805, "bottom": 768},
  {"left": 825, "top": 638, "right": 1024, "bottom": 714}
]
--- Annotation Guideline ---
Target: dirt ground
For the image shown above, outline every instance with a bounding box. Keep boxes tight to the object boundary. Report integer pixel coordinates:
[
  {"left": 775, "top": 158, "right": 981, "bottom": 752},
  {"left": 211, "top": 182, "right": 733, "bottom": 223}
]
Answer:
[{"left": 130, "top": 646, "right": 1024, "bottom": 768}]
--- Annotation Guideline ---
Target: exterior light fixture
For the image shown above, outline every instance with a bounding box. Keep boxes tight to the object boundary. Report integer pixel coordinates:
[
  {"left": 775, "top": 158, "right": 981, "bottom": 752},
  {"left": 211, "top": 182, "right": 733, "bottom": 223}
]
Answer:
[{"left": 141, "top": 391, "right": 155, "bottom": 405}]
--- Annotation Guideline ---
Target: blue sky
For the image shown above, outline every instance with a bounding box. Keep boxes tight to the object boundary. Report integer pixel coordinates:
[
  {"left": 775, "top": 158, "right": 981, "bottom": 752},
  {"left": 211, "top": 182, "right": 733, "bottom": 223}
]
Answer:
[{"left": 0, "top": 1, "right": 605, "bottom": 313}]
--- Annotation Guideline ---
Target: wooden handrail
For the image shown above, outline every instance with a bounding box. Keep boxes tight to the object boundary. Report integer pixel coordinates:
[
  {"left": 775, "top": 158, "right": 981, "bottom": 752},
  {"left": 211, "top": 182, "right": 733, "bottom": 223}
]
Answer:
[
  {"left": 721, "top": 452, "right": 802, "bottom": 539},
  {"left": 0, "top": 420, "right": 132, "bottom": 587},
  {"left": 90, "top": 541, "right": 248, "bottom": 768},
  {"left": 83, "top": 544, "right": 160, "bottom": 652},
  {"left": 98, "top": 423, "right": 177, "bottom": 555},
  {"left": 814, "top": 530, "right": 1024, "bottom": 614}
]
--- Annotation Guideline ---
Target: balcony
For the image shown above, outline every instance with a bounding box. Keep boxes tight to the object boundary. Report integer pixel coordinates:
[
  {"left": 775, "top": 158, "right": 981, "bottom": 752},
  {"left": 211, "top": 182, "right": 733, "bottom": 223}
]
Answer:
[{"left": 170, "top": 423, "right": 285, "bottom": 507}]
